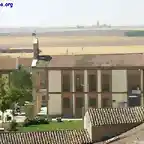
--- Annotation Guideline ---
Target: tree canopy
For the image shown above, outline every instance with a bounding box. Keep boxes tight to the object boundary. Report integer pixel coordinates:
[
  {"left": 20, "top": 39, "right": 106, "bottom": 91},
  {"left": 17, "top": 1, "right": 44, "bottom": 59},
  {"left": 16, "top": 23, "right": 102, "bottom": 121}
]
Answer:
[
  {"left": 9, "top": 65, "right": 32, "bottom": 105},
  {"left": 0, "top": 65, "right": 33, "bottom": 119},
  {"left": 0, "top": 77, "right": 11, "bottom": 124}
]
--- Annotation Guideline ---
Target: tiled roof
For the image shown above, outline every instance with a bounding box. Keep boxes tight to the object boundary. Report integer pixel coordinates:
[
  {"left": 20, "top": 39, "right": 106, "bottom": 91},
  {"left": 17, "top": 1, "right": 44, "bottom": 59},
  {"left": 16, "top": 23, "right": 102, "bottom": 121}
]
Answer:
[
  {"left": 87, "top": 107, "right": 144, "bottom": 126},
  {"left": 0, "top": 130, "right": 92, "bottom": 144},
  {"left": 0, "top": 57, "right": 32, "bottom": 70},
  {"left": 108, "top": 123, "right": 144, "bottom": 144},
  {"left": 36, "top": 53, "right": 144, "bottom": 68}
]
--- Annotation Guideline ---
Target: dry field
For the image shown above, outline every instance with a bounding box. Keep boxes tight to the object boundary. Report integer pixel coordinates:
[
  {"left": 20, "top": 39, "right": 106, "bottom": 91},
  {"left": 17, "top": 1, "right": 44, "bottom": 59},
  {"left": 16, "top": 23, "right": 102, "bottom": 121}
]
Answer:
[
  {"left": 0, "top": 36, "right": 144, "bottom": 58},
  {"left": 1, "top": 36, "right": 144, "bottom": 47},
  {"left": 1, "top": 45, "right": 144, "bottom": 58}
]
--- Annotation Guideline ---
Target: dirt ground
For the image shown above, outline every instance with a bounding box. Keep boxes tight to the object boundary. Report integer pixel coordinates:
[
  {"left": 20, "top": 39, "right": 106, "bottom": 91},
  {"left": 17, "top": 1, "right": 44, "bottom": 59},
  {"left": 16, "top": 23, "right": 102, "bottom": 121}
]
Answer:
[{"left": 0, "top": 35, "right": 144, "bottom": 58}]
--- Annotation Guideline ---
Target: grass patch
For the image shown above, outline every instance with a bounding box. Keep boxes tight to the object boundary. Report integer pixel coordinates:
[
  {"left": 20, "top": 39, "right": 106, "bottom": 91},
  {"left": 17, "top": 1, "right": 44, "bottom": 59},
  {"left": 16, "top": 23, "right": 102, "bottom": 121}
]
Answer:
[{"left": 19, "top": 120, "right": 83, "bottom": 132}]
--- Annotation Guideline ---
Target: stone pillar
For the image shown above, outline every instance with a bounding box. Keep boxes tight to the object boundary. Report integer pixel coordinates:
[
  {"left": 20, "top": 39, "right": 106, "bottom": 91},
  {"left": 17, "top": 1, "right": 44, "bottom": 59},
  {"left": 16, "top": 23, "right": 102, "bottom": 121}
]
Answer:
[
  {"left": 32, "top": 68, "right": 38, "bottom": 116},
  {"left": 72, "top": 70, "right": 75, "bottom": 116},
  {"left": 84, "top": 70, "right": 88, "bottom": 112},
  {"left": 141, "top": 70, "right": 143, "bottom": 106},
  {"left": 46, "top": 69, "right": 49, "bottom": 115},
  {"left": 97, "top": 70, "right": 101, "bottom": 108}
]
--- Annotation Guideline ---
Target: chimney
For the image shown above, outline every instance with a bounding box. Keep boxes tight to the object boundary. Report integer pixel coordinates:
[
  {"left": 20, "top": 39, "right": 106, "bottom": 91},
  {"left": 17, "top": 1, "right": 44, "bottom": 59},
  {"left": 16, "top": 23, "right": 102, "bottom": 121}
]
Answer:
[{"left": 32, "top": 32, "right": 39, "bottom": 59}]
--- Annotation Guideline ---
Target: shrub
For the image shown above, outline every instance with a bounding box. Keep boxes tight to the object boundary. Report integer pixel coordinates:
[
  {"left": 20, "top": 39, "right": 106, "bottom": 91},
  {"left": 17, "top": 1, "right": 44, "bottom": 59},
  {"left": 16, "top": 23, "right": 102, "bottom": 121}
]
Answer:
[
  {"left": 23, "top": 118, "right": 31, "bottom": 127},
  {"left": 35, "top": 116, "right": 49, "bottom": 124},
  {"left": 9, "top": 120, "right": 18, "bottom": 131},
  {"left": 23, "top": 116, "right": 49, "bottom": 127}
]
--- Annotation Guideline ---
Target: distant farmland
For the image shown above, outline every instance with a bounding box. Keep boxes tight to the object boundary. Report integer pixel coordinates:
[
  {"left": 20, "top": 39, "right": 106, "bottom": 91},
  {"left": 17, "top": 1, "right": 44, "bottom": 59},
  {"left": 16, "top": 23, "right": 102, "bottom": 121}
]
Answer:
[{"left": 0, "top": 36, "right": 144, "bottom": 47}]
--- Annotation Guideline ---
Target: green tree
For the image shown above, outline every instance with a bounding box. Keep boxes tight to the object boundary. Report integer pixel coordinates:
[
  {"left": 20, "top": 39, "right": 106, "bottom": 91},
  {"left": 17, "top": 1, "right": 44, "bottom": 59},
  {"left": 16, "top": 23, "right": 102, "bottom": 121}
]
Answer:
[
  {"left": 10, "top": 65, "right": 32, "bottom": 104},
  {"left": 7, "top": 87, "right": 24, "bottom": 115},
  {"left": 0, "top": 78, "right": 11, "bottom": 127}
]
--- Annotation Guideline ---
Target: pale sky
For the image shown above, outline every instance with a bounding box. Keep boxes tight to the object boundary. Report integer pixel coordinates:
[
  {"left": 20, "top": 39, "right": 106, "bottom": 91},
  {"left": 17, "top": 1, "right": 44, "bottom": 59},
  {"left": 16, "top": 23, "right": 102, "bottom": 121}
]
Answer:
[{"left": 0, "top": 0, "right": 143, "bottom": 27}]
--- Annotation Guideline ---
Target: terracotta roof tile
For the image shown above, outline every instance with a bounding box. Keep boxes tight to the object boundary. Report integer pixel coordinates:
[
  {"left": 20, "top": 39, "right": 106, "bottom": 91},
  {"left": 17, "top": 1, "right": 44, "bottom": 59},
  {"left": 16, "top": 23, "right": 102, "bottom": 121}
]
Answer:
[
  {"left": 109, "top": 123, "right": 144, "bottom": 144},
  {"left": 36, "top": 53, "right": 144, "bottom": 68},
  {"left": 87, "top": 107, "right": 144, "bottom": 126},
  {"left": 0, "top": 130, "right": 92, "bottom": 144},
  {"left": 0, "top": 57, "right": 32, "bottom": 70}
]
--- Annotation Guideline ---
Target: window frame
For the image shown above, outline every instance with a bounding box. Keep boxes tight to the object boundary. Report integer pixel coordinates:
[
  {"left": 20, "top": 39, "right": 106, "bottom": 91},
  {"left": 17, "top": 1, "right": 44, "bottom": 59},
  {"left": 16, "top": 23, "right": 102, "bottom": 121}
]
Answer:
[
  {"left": 127, "top": 70, "right": 141, "bottom": 93},
  {"left": 75, "top": 73, "right": 84, "bottom": 92},
  {"left": 76, "top": 97, "right": 84, "bottom": 108},
  {"left": 89, "top": 97, "right": 97, "bottom": 107},
  {"left": 39, "top": 70, "right": 47, "bottom": 89},
  {"left": 62, "top": 73, "right": 71, "bottom": 92},
  {"left": 88, "top": 74, "right": 97, "bottom": 92},
  {"left": 101, "top": 71, "right": 111, "bottom": 92},
  {"left": 63, "top": 97, "right": 71, "bottom": 108},
  {"left": 102, "top": 98, "right": 110, "bottom": 108}
]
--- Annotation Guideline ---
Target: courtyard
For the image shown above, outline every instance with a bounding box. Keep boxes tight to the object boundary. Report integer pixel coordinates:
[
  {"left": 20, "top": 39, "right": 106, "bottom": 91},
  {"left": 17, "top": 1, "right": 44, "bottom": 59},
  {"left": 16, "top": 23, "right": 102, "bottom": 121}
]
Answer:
[{"left": 19, "top": 120, "right": 83, "bottom": 132}]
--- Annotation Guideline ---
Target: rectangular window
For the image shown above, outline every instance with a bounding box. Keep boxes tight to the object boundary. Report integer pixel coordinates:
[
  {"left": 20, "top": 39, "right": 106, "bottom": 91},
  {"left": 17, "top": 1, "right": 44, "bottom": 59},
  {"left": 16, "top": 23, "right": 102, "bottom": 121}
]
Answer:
[
  {"left": 89, "top": 98, "right": 96, "bottom": 107},
  {"left": 41, "top": 95, "right": 47, "bottom": 107},
  {"left": 75, "top": 73, "right": 84, "bottom": 92},
  {"left": 88, "top": 74, "right": 97, "bottom": 92},
  {"left": 76, "top": 97, "right": 84, "bottom": 108},
  {"left": 42, "top": 95, "right": 46, "bottom": 101},
  {"left": 63, "top": 97, "right": 70, "bottom": 108},
  {"left": 62, "top": 73, "right": 71, "bottom": 92},
  {"left": 101, "top": 72, "right": 111, "bottom": 92},
  {"left": 40, "top": 70, "right": 47, "bottom": 89},
  {"left": 102, "top": 98, "right": 110, "bottom": 108},
  {"left": 127, "top": 70, "right": 141, "bottom": 92}
]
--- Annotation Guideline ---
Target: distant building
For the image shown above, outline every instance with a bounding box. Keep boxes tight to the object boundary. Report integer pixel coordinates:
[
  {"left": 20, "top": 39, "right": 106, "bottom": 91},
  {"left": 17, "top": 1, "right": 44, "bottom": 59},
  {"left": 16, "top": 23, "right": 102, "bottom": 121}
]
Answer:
[{"left": 32, "top": 50, "right": 144, "bottom": 117}]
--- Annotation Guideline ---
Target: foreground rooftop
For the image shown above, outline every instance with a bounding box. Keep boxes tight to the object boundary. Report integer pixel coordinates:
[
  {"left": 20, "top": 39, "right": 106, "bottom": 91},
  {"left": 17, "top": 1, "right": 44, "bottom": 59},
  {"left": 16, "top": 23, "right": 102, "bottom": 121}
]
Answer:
[{"left": 0, "top": 130, "right": 92, "bottom": 144}]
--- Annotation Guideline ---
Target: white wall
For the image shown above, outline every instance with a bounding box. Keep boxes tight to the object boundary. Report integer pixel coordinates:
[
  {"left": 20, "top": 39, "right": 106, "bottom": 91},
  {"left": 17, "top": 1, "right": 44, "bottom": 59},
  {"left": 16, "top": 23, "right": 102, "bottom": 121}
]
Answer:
[
  {"left": 48, "top": 70, "right": 61, "bottom": 92},
  {"left": 72, "top": 70, "right": 75, "bottom": 116},
  {"left": 97, "top": 70, "right": 101, "bottom": 108},
  {"left": 84, "top": 70, "right": 88, "bottom": 111},
  {"left": 112, "top": 70, "right": 127, "bottom": 92},
  {"left": 112, "top": 70, "right": 127, "bottom": 107},
  {"left": 84, "top": 112, "right": 92, "bottom": 140},
  {"left": 112, "top": 94, "right": 127, "bottom": 107},
  {"left": 48, "top": 94, "right": 62, "bottom": 115}
]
